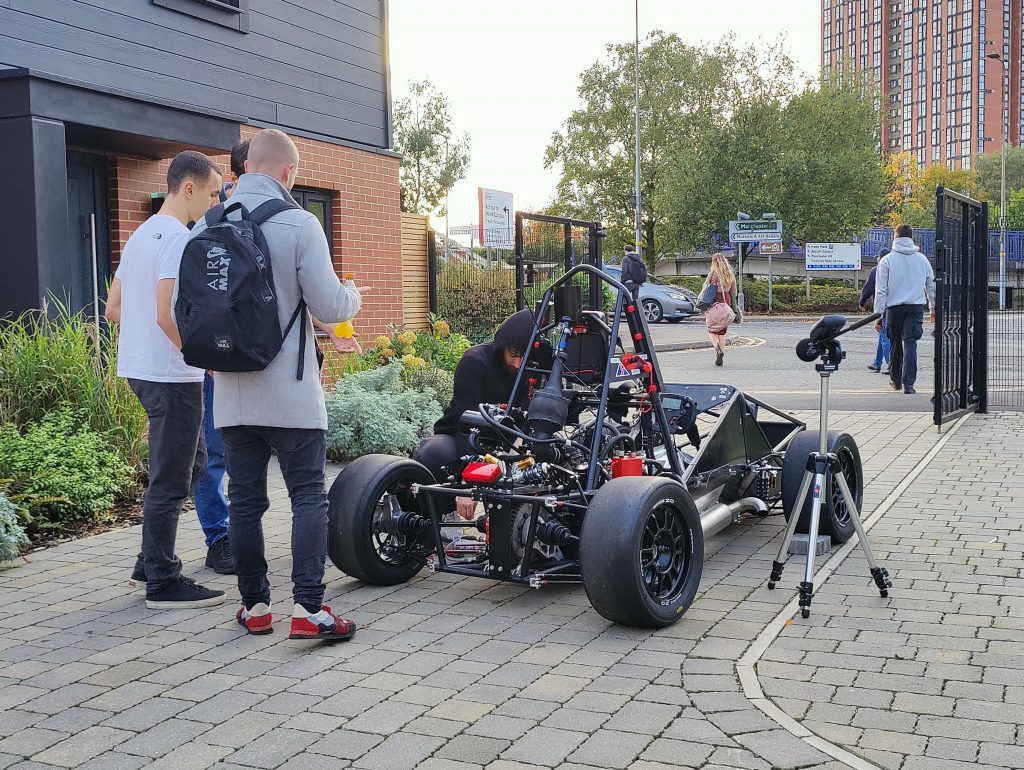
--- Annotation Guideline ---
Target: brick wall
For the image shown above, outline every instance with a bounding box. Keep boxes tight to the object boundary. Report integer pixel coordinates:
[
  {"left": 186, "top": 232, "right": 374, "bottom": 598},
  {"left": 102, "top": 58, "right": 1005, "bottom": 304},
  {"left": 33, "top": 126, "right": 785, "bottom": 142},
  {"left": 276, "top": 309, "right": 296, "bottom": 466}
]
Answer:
[{"left": 107, "top": 126, "right": 402, "bottom": 337}]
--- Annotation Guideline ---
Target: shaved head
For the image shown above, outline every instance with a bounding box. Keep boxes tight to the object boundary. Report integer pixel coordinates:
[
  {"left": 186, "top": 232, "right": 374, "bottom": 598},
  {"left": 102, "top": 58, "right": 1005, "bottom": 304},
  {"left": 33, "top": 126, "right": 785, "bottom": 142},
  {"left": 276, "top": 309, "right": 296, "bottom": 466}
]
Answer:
[{"left": 246, "top": 129, "right": 300, "bottom": 188}]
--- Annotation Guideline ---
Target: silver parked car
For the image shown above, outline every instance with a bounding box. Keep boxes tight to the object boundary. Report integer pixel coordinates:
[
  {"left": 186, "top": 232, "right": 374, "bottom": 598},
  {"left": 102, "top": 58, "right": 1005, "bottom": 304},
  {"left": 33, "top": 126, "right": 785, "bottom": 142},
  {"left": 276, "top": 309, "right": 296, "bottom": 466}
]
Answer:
[{"left": 603, "top": 265, "right": 697, "bottom": 323}]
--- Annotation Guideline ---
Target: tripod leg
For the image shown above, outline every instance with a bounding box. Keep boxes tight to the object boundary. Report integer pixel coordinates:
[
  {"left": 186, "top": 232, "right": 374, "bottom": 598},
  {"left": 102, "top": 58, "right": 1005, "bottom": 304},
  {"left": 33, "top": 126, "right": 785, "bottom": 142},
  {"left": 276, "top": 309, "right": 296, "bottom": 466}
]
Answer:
[
  {"left": 768, "top": 468, "right": 813, "bottom": 590},
  {"left": 832, "top": 468, "right": 892, "bottom": 597},
  {"left": 799, "top": 458, "right": 830, "bottom": 618}
]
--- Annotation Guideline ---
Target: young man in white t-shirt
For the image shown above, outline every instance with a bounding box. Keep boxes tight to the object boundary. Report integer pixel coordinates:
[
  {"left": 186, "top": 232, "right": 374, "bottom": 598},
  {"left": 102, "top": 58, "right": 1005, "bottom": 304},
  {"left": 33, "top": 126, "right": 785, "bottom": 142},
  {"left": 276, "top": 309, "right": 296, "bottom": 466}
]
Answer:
[{"left": 105, "top": 151, "right": 227, "bottom": 609}]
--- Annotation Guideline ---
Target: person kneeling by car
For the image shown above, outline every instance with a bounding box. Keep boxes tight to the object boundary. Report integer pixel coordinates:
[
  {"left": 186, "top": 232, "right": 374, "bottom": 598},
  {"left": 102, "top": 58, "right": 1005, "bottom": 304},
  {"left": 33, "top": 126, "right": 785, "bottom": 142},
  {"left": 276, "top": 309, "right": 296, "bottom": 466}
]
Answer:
[{"left": 414, "top": 310, "right": 546, "bottom": 519}]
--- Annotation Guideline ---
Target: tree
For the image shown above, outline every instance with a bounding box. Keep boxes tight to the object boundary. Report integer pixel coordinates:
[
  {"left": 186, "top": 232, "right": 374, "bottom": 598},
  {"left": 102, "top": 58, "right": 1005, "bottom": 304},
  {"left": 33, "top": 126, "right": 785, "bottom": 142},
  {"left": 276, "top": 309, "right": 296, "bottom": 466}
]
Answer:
[
  {"left": 659, "top": 60, "right": 882, "bottom": 248},
  {"left": 975, "top": 145, "right": 1024, "bottom": 202},
  {"left": 393, "top": 80, "right": 470, "bottom": 216},
  {"left": 877, "top": 151, "right": 919, "bottom": 227},
  {"left": 544, "top": 31, "right": 733, "bottom": 264},
  {"left": 898, "top": 164, "right": 979, "bottom": 229}
]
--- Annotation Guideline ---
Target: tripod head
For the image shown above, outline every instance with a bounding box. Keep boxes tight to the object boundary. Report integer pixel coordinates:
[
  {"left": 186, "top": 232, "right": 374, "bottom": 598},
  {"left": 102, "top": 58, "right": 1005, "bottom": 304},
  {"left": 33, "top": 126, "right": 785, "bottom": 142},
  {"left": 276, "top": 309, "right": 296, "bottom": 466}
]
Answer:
[{"left": 796, "top": 313, "right": 880, "bottom": 371}]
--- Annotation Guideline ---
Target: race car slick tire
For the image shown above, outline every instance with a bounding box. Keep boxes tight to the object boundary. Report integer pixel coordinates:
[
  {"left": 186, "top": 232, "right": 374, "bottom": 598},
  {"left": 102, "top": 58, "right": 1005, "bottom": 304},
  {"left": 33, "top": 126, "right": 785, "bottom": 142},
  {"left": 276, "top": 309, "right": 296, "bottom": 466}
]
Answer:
[
  {"left": 781, "top": 431, "right": 862, "bottom": 543},
  {"left": 328, "top": 454, "right": 433, "bottom": 585},
  {"left": 580, "top": 477, "right": 703, "bottom": 627}
]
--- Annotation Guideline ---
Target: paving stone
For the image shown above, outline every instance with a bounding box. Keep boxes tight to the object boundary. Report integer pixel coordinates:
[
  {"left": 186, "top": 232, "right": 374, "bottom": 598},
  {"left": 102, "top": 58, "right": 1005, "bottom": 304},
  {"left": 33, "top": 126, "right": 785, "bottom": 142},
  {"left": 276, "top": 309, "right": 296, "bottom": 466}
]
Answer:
[
  {"left": 343, "top": 701, "right": 427, "bottom": 735},
  {"left": 202, "top": 712, "right": 290, "bottom": 749},
  {"left": 351, "top": 732, "right": 444, "bottom": 770},
  {"left": 567, "top": 729, "right": 651, "bottom": 769},
  {"left": 465, "top": 715, "right": 536, "bottom": 740},
  {"left": 435, "top": 735, "right": 510, "bottom": 765},
  {"left": 639, "top": 737, "right": 715, "bottom": 767},
  {"left": 31, "top": 726, "right": 133, "bottom": 768},
  {"left": 500, "top": 726, "right": 587, "bottom": 766},
  {"left": 705, "top": 746, "right": 772, "bottom": 770},
  {"left": 925, "top": 737, "right": 980, "bottom": 762},
  {"left": 224, "top": 728, "right": 312, "bottom": 770},
  {"left": 309, "top": 730, "right": 384, "bottom": 760},
  {"left": 101, "top": 697, "right": 190, "bottom": 731},
  {"left": 600, "top": 701, "right": 679, "bottom": 736},
  {"left": 733, "top": 730, "right": 829, "bottom": 769},
  {"left": 662, "top": 716, "right": 735, "bottom": 746},
  {"left": 0, "top": 729, "right": 68, "bottom": 758},
  {"left": 145, "top": 742, "right": 232, "bottom": 770}
]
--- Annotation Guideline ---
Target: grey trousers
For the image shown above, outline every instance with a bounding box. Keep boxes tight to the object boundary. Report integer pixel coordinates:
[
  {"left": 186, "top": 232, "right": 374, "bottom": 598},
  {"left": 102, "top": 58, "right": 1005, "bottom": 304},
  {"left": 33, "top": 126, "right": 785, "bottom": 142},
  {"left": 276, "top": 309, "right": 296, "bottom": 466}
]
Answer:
[{"left": 128, "top": 379, "right": 206, "bottom": 593}]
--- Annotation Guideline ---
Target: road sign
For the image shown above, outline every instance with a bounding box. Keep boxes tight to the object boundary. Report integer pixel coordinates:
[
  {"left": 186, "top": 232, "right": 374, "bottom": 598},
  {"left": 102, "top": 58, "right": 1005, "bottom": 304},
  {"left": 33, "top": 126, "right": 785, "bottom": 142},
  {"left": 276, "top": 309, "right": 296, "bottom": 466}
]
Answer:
[
  {"left": 760, "top": 241, "right": 783, "bottom": 255},
  {"left": 478, "top": 188, "right": 514, "bottom": 248},
  {"left": 729, "top": 219, "right": 783, "bottom": 242},
  {"left": 805, "top": 242, "right": 862, "bottom": 271}
]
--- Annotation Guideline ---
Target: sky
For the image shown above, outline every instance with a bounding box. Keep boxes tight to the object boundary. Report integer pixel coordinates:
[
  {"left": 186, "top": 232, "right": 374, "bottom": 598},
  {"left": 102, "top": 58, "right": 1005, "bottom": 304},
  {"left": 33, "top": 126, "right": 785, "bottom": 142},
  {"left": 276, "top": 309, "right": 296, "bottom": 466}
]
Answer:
[{"left": 387, "top": 0, "right": 824, "bottom": 232}]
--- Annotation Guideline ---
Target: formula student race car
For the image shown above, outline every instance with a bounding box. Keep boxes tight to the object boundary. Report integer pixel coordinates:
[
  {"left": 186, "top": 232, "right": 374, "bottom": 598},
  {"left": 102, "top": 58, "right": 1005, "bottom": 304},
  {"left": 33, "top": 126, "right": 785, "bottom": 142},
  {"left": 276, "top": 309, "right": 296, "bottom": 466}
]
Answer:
[{"left": 327, "top": 265, "right": 864, "bottom": 628}]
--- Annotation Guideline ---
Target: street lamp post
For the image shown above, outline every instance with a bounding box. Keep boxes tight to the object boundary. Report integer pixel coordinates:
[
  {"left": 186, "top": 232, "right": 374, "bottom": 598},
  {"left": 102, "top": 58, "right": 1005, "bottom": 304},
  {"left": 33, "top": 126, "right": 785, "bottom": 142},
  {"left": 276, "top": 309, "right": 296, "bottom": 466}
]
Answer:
[{"left": 987, "top": 52, "right": 1008, "bottom": 310}]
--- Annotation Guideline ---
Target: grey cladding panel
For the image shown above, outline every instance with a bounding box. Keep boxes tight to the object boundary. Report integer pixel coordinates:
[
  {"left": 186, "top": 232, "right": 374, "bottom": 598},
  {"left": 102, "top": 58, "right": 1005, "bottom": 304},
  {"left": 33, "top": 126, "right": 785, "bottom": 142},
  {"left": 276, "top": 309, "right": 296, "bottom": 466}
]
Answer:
[{"left": 0, "top": 0, "right": 389, "bottom": 147}]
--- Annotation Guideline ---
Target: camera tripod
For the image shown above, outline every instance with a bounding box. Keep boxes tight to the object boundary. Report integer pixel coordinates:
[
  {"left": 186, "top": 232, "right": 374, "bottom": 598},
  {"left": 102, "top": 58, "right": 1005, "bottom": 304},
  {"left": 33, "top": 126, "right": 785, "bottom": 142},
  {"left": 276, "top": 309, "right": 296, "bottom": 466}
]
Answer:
[{"left": 767, "top": 313, "right": 892, "bottom": 618}]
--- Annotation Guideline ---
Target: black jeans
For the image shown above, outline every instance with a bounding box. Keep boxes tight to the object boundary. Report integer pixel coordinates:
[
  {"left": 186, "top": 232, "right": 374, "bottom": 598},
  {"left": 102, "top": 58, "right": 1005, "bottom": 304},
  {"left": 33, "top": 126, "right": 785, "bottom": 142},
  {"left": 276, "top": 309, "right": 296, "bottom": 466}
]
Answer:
[
  {"left": 886, "top": 304, "right": 925, "bottom": 390},
  {"left": 128, "top": 379, "right": 206, "bottom": 594},
  {"left": 221, "top": 426, "right": 329, "bottom": 609}
]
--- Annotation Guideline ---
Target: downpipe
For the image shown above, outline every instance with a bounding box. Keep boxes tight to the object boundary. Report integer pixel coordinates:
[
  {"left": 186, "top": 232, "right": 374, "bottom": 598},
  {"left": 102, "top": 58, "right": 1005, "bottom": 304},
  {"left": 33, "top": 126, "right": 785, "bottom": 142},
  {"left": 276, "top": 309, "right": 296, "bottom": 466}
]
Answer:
[{"left": 699, "top": 497, "right": 769, "bottom": 539}]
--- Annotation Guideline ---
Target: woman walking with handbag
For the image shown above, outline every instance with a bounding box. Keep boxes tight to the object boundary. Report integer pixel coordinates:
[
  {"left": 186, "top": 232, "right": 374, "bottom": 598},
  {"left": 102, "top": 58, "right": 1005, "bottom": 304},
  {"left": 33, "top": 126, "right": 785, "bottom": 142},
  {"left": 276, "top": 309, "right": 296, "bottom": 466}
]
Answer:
[{"left": 702, "top": 253, "right": 738, "bottom": 366}]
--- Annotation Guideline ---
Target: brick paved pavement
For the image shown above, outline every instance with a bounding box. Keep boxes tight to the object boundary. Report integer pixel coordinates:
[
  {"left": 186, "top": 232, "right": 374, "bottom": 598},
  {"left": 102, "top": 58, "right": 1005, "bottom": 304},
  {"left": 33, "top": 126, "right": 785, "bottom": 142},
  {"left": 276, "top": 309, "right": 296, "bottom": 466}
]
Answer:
[{"left": 0, "top": 411, "right": 1017, "bottom": 769}]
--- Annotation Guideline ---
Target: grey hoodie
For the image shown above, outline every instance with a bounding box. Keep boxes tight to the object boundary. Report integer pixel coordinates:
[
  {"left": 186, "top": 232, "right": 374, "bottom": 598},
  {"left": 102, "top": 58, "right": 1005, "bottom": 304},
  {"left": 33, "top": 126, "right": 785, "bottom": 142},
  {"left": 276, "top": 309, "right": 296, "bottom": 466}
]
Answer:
[
  {"left": 187, "top": 173, "right": 362, "bottom": 430},
  {"left": 873, "top": 236, "right": 936, "bottom": 316}
]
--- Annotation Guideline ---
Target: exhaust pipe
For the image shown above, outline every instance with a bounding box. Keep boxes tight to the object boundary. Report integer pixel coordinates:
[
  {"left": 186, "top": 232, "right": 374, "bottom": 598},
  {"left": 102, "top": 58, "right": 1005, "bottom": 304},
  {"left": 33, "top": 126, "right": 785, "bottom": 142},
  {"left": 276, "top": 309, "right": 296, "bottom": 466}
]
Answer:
[{"left": 699, "top": 497, "right": 769, "bottom": 539}]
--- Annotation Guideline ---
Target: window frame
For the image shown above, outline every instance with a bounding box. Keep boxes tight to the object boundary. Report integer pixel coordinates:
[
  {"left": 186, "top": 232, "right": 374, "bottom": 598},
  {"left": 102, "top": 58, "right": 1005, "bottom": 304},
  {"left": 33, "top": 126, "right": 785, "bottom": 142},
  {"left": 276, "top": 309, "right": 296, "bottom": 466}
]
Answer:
[{"left": 293, "top": 187, "right": 335, "bottom": 256}]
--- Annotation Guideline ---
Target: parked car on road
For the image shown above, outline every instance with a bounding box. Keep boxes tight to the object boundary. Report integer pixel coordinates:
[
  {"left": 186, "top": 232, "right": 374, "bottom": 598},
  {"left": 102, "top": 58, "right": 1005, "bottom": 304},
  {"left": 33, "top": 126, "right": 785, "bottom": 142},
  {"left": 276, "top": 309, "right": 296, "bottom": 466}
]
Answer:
[{"left": 603, "top": 265, "right": 697, "bottom": 323}]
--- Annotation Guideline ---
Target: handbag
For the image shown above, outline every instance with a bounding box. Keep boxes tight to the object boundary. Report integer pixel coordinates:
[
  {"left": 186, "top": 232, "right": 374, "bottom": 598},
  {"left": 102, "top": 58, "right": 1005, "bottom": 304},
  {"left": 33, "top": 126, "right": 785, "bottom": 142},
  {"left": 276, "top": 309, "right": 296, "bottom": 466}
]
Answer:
[
  {"left": 696, "top": 281, "right": 717, "bottom": 312},
  {"left": 705, "top": 301, "right": 736, "bottom": 333}
]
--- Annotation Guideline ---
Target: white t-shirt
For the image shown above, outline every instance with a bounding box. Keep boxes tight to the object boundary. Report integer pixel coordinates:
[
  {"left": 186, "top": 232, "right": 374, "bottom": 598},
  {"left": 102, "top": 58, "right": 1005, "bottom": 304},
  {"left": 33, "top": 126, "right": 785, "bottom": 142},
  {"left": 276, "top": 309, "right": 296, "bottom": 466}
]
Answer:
[{"left": 115, "top": 215, "right": 204, "bottom": 383}]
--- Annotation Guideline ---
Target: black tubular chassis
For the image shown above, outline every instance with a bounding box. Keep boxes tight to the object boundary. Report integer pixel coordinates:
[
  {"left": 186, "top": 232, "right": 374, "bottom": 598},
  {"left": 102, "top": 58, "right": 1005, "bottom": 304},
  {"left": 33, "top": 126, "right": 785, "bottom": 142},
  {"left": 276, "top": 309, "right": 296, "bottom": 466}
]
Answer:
[{"left": 328, "top": 265, "right": 808, "bottom": 622}]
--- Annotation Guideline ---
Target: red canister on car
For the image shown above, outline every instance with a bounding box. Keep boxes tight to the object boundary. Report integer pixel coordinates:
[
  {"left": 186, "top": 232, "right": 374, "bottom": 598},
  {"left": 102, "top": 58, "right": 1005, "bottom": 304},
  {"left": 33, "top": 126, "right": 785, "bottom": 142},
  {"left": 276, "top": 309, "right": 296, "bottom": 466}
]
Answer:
[{"left": 610, "top": 454, "right": 644, "bottom": 478}]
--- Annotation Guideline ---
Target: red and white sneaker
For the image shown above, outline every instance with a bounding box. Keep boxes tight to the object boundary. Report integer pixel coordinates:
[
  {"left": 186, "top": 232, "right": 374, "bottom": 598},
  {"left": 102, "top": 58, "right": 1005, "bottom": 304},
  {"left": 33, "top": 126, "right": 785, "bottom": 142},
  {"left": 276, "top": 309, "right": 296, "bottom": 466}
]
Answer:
[
  {"left": 236, "top": 602, "right": 273, "bottom": 635},
  {"left": 288, "top": 604, "right": 356, "bottom": 641}
]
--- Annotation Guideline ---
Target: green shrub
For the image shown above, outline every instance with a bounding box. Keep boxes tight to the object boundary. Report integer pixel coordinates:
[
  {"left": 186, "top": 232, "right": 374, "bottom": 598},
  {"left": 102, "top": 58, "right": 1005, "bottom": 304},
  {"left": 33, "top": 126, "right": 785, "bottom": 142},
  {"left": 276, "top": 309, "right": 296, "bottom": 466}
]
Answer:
[
  {"left": 0, "top": 492, "right": 29, "bottom": 562},
  {"left": 436, "top": 262, "right": 517, "bottom": 342},
  {"left": 325, "top": 363, "right": 442, "bottom": 461},
  {"left": 401, "top": 364, "right": 454, "bottom": 409},
  {"left": 0, "top": 302, "right": 146, "bottom": 474},
  {"left": 0, "top": 410, "right": 134, "bottom": 531}
]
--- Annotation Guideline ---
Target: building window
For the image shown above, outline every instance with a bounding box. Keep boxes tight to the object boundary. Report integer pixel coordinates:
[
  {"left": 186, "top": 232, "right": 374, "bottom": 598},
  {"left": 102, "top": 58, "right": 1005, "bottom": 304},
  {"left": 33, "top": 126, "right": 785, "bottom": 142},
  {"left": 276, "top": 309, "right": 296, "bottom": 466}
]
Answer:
[
  {"left": 152, "top": 0, "right": 249, "bottom": 32},
  {"left": 293, "top": 188, "right": 334, "bottom": 253}
]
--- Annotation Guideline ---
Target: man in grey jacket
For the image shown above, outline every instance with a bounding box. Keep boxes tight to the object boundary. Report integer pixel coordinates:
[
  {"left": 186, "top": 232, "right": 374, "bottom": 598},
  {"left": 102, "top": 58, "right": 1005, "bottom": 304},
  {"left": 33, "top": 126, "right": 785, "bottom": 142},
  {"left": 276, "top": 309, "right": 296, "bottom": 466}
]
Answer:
[
  {"left": 873, "top": 224, "right": 936, "bottom": 395},
  {"left": 187, "top": 129, "right": 365, "bottom": 640}
]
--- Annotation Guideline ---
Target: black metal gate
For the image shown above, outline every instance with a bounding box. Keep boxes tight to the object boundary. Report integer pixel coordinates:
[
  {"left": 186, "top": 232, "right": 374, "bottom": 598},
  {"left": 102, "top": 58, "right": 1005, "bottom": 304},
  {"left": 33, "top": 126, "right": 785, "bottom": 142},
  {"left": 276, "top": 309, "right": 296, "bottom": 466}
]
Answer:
[
  {"left": 934, "top": 187, "right": 988, "bottom": 425},
  {"left": 514, "top": 213, "right": 604, "bottom": 313}
]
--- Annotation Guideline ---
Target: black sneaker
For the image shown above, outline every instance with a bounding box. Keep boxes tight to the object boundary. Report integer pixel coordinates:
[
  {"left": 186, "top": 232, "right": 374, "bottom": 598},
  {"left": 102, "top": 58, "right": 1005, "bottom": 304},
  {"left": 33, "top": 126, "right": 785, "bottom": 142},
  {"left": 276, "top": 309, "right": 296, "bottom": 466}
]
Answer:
[
  {"left": 867, "top": 364, "right": 880, "bottom": 372},
  {"left": 128, "top": 563, "right": 146, "bottom": 588},
  {"left": 146, "top": 576, "right": 226, "bottom": 610},
  {"left": 889, "top": 379, "right": 901, "bottom": 391},
  {"left": 904, "top": 386, "right": 916, "bottom": 394},
  {"left": 205, "top": 538, "right": 235, "bottom": 575}
]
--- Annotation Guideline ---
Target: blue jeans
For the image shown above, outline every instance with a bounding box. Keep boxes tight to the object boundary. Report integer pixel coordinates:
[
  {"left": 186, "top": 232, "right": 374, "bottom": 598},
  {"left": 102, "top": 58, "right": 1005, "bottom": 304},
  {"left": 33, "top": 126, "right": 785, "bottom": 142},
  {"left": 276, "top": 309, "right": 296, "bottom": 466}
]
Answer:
[
  {"left": 873, "top": 317, "right": 891, "bottom": 368},
  {"left": 193, "top": 373, "right": 230, "bottom": 547},
  {"left": 222, "top": 426, "right": 329, "bottom": 608}
]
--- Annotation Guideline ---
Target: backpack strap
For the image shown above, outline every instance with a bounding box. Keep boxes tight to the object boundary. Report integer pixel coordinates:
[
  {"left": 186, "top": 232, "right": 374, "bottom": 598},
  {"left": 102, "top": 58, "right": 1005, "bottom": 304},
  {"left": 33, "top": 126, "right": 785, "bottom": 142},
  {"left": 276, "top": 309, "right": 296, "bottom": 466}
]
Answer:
[
  {"left": 251, "top": 198, "right": 305, "bottom": 380},
  {"left": 281, "top": 300, "right": 308, "bottom": 381},
  {"left": 250, "top": 199, "right": 299, "bottom": 225}
]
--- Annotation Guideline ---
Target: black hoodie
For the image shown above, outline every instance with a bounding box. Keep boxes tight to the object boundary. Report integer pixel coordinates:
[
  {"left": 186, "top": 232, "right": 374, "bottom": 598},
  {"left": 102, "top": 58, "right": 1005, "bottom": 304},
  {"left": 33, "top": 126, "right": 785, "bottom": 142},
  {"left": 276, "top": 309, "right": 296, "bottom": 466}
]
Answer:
[{"left": 433, "top": 310, "right": 542, "bottom": 438}]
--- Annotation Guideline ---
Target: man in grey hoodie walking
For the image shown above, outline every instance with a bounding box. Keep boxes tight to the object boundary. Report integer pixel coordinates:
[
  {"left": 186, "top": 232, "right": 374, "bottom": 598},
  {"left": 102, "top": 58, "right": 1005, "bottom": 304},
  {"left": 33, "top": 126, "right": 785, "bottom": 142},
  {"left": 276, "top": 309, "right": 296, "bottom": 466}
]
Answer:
[
  {"left": 186, "top": 129, "right": 366, "bottom": 639},
  {"left": 873, "top": 224, "right": 936, "bottom": 395}
]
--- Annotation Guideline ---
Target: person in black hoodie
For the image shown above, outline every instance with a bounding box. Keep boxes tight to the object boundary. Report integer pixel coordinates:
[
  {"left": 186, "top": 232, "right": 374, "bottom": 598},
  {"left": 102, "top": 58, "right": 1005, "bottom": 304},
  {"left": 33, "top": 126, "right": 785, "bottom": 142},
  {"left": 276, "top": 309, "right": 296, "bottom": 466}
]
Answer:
[{"left": 414, "top": 309, "right": 542, "bottom": 518}]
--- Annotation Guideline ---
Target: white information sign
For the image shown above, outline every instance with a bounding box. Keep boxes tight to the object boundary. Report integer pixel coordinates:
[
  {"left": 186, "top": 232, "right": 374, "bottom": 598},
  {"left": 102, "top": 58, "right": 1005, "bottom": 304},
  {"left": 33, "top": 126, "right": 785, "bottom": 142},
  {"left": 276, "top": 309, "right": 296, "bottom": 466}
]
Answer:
[
  {"left": 805, "top": 242, "right": 862, "bottom": 271},
  {"left": 478, "top": 188, "right": 514, "bottom": 247}
]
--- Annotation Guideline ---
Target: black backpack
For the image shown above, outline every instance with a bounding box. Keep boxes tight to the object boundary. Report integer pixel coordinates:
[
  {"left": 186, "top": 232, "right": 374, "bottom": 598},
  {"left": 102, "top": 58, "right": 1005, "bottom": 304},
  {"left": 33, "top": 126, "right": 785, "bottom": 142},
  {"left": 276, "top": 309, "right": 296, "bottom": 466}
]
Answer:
[
  {"left": 175, "top": 199, "right": 310, "bottom": 379},
  {"left": 624, "top": 254, "right": 648, "bottom": 286}
]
